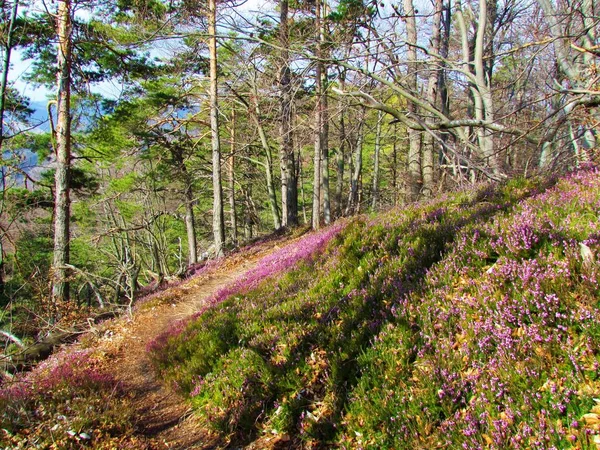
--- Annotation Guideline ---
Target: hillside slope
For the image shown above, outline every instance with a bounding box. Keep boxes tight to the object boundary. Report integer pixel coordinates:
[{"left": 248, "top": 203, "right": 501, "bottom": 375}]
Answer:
[
  {"left": 2, "top": 168, "right": 600, "bottom": 449},
  {"left": 149, "top": 168, "right": 600, "bottom": 449},
  {"left": 0, "top": 231, "right": 326, "bottom": 449}
]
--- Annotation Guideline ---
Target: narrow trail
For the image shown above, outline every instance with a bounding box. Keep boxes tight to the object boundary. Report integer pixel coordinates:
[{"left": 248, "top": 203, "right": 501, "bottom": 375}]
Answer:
[{"left": 88, "top": 238, "right": 290, "bottom": 449}]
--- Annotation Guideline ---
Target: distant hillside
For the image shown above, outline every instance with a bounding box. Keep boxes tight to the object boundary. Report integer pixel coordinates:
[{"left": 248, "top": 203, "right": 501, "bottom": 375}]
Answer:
[{"left": 2, "top": 167, "right": 599, "bottom": 449}]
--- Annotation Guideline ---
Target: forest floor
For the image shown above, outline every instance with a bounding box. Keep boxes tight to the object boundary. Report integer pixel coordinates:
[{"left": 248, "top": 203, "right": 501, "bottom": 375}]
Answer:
[{"left": 81, "top": 234, "right": 295, "bottom": 449}]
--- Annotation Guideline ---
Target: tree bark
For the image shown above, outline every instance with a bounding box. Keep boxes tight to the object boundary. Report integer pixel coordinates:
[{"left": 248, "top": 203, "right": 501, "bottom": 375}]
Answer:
[
  {"left": 320, "top": 7, "right": 330, "bottom": 225},
  {"left": 52, "top": 0, "right": 72, "bottom": 304},
  {"left": 208, "top": 0, "right": 225, "bottom": 256},
  {"left": 229, "top": 108, "right": 238, "bottom": 245},
  {"left": 335, "top": 106, "right": 346, "bottom": 217},
  {"left": 347, "top": 107, "right": 365, "bottom": 215},
  {"left": 183, "top": 179, "right": 197, "bottom": 265},
  {"left": 438, "top": 0, "right": 451, "bottom": 168},
  {"left": 279, "top": 0, "right": 298, "bottom": 227},
  {"left": 250, "top": 93, "right": 281, "bottom": 229},
  {"left": 311, "top": 0, "right": 323, "bottom": 230},
  {"left": 371, "top": 110, "right": 383, "bottom": 209},
  {"left": 321, "top": 66, "right": 331, "bottom": 225},
  {"left": 422, "top": 0, "right": 443, "bottom": 198},
  {"left": 402, "top": 0, "right": 421, "bottom": 201},
  {"left": 472, "top": 0, "right": 499, "bottom": 174}
]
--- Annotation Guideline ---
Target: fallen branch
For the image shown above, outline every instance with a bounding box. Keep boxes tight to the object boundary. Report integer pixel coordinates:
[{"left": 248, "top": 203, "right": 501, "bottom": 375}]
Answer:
[{"left": 0, "top": 311, "right": 118, "bottom": 374}]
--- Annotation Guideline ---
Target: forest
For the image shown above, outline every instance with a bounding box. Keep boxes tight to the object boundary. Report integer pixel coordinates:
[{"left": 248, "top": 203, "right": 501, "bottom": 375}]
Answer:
[
  {"left": 0, "top": 0, "right": 600, "bottom": 446},
  {"left": 0, "top": 0, "right": 598, "bottom": 331}
]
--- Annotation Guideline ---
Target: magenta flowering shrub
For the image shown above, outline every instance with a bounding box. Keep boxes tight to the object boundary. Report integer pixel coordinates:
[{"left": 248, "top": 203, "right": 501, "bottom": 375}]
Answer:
[
  {"left": 0, "top": 347, "right": 133, "bottom": 448},
  {"left": 145, "top": 168, "right": 600, "bottom": 448},
  {"left": 0, "top": 349, "right": 114, "bottom": 404},
  {"left": 147, "top": 221, "right": 347, "bottom": 362},
  {"left": 196, "top": 221, "right": 347, "bottom": 313},
  {"left": 343, "top": 168, "right": 600, "bottom": 449}
]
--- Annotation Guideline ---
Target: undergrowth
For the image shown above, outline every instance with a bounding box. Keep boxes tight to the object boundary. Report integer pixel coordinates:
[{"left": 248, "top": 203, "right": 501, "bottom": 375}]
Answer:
[
  {"left": 147, "top": 169, "right": 600, "bottom": 448},
  {"left": 0, "top": 348, "right": 142, "bottom": 449},
  {"left": 3, "top": 168, "right": 599, "bottom": 449}
]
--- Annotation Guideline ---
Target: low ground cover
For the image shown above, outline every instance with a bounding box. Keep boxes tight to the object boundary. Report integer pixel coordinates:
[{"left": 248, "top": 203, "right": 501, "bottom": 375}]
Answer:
[
  {"left": 2, "top": 168, "right": 599, "bottom": 449},
  {"left": 148, "top": 169, "right": 600, "bottom": 448}
]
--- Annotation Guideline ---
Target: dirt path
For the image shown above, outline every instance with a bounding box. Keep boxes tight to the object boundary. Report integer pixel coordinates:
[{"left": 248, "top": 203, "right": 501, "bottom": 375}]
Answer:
[{"left": 90, "top": 240, "right": 287, "bottom": 449}]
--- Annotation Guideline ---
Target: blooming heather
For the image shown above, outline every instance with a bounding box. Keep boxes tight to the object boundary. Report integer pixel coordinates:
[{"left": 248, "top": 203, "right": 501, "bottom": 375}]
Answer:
[
  {"left": 146, "top": 221, "right": 346, "bottom": 357},
  {"left": 144, "top": 168, "right": 600, "bottom": 448}
]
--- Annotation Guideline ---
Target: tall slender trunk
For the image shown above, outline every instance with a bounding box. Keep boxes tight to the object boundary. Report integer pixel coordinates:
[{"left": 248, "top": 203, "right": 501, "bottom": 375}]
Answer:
[
  {"left": 52, "top": 0, "right": 72, "bottom": 304},
  {"left": 348, "top": 107, "right": 365, "bottom": 215},
  {"left": 335, "top": 109, "right": 346, "bottom": 217},
  {"left": 0, "top": 0, "right": 18, "bottom": 151},
  {"left": 473, "top": 0, "right": 498, "bottom": 173},
  {"left": 183, "top": 176, "right": 197, "bottom": 265},
  {"left": 208, "top": 0, "right": 225, "bottom": 256},
  {"left": 371, "top": 110, "right": 383, "bottom": 209},
  {"left": 0, "top": 0, "right": 19, "bottom": 297},
  {"left": 403, "top": 0, "right": 421, "bottom": 201},
  {"left": 320, "top": 6, "right": 330, "bottom": 224},
  {"left": 321, "top": 67, "right": 330, "bottom": 225},
  {"left": 229, "top": 109, "right": 237, "bottom": 245},
  {"left": 422, "top": 0, "right": 443, "bottom": 197},
  {"left": 299, "top": 156, "right": 308, "bottom": 224},
  {"left": 438, "top": 0, "right": 451, "bottom": 167},
  {"left": 265, "top": 148, "right": 281, "bottom": 230},
  {"left": 251, "top": 95, "right": 281, "bottom": 229},
  {"left": 279, "top": 0, "right": 298, "bottom": 227},
  {"left": 243, "top": 185, "right": 254, "bottom": 241},
  {"left": 311, "top": 0, "right": 323, "bottom": 230}
]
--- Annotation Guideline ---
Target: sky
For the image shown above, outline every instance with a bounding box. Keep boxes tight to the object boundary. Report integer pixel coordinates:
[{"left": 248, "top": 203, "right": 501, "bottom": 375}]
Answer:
[{"left": 8, "top": 0, "right": 271, "bottom": 105}]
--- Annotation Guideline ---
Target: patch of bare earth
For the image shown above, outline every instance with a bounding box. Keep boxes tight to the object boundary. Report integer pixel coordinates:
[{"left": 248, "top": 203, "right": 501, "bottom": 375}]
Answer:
[{"left": 79, "top": 236, "right": 296, "bottom": 449}]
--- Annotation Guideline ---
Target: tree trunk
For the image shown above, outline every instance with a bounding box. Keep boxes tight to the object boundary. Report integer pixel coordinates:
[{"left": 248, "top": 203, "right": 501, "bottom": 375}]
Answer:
[
  {"left": 348, "top": 107, "right": 365, "bottom": 215},
  {"left": 321, "top": 20, "right": 331, "bottom": 225},
  {"left": 438, "top": 0, "right": 451, "bottom": 168},
  {"left": 311, "top": 0, "right": 323, "bottom": 230},
  {"left": 322, "top": 72, "right": 330, "bottom": 225},
  {"left": 184, "top": 182, "right": 197, "bottom": 265},
  {"left": 403, "top": 0, "right": 421, "bottom": 202},
  {"left": 52, "top": 0, "right": 72, "bottom": 304},
  {"left": 422, "top": 0, "right": 443, "bottom": 198},
  {"left": 251, "top": 94, "right": 281, "bottom": 229},
  {"left": 0, "top": 0, "right": 18, "bottom": 297},
  {"left": 335, "top": 110, "right": 346, "bottom": 217},
  {"left": 299, "top": 156, "right": 308, "bottom": 224},
  {"left": 229, "top": 108, "right": 238, "bottom": 245},
  {"left": 242, "top": 185, "right": 255, "bottom": 240},
  {"left": 371, "top": 110, "right": 383, "bottom": 209},
  {"left": 279, "top": 0, "right": 298, "bottom": 228},
  {"left": 208, "top": 0, "right": 225, "bottom": 256},
  {"left": 472, "top": 0, "right": 499, "bottom": 174},
  {"left": 0, "top": 0, "right": 18, "bottom": 151}
]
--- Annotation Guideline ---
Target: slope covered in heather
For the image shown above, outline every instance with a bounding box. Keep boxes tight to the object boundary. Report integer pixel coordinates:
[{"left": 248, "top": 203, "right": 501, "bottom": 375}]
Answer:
[
  {"left": 149, "top": 168, "right": 600, "bottom": 449},
  {"left": 2, "top": 168, "right": 599, "bottom": 449}
]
